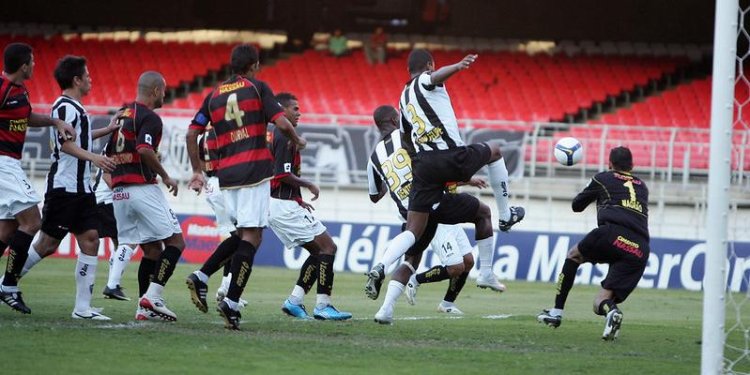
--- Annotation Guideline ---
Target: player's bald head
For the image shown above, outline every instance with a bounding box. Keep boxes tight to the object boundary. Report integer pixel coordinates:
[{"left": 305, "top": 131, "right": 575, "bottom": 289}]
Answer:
[
  {"left": 137, "top": 71, "right": 165, "bottom": 94},
  {"left": 373, "top": 105, "right": 398, "bottom": 131}
]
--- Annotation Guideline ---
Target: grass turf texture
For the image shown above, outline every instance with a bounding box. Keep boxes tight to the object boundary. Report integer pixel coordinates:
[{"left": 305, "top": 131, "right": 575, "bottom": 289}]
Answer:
[{"left": 0, "top": 258, "right": 744, "bottom": 374}]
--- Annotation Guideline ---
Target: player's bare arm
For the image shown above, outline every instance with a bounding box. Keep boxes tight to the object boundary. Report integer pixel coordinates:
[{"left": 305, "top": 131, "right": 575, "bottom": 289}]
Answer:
[
  {"left": 459, "top": 177, "right": 488, "bottom": 189},
  {"left": 60, "top": 141, "right": 115, "bottom": 173},
  {"left": 28, "top": 112, "right": 76, "bottom": 140},
  {"left": 370, "top": 182, "right": 387, "bottom": 203},
  {"left": 92, "top": 109, "right": 125, "bottom": 139},
  {"left": 279, "top": 174, "right": 320, "bottom": 201},
  {"left": 274, "top": 115, "right": 307, "bottom": 150},
  {"left": 185, "top": 127, "right": 206, "bottom": 193},
  {"left": 138, "top": 147, "right": 178, "bottom": 196},
  {"left": 430, "top": 54, "right": 478, "bottom": 85}
]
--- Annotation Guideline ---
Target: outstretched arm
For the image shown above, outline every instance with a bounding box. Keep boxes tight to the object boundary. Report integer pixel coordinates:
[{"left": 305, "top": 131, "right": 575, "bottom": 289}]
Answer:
[{"left": 430, "top": 54, "right": 477, "bottom": 85}]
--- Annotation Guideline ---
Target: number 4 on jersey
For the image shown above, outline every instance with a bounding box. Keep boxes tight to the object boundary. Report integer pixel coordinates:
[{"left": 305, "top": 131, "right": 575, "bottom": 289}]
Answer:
[{"left": 225, "top": 93, "right": 245, "bottom": 127}]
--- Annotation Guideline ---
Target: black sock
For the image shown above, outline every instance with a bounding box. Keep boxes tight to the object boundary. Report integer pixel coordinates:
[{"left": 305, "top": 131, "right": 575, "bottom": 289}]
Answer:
[
  {"left": 554, "top": 258, "right": 580, "bottom": 310},
  {"left": 222, "top": 261, "right": 231, "bottom": 277},
  {"left": 416, "top": 265, "right": 450, "bottom": 284},
  {"left": 138, "top": 258, "right": 157, "bottom": 297},
  {"left": 200, "top": 233, "right": 240, "bottom": 277},
  {"left": 152, "top": 246, "right": 182, "bottom": 286},
  {"left": 3, "top": 230, "right": 33, "bottom": 287},
  {"left": 316, "top": 254, "right": 334, "bottom": 296},
  {"left": 297, "top": 255, "right": 318, "bottom": 293},
  {"left": 443, "top": 271, "right": 469, "bottom": 303},
  {"left": 226, "top": 240, "right": 257, "bottom": 302},
  {"left": 0, "top": 239, "right": 7, "bottom": 259},
  {"left": 596, "top": 299, "right": 618, "bottom": 316}
]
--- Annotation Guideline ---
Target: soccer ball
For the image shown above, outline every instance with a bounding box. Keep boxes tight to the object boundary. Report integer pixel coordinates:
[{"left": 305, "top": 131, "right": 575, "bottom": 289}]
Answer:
[{"left": 554, "top": 137, "right": 583, "bottom": 166}]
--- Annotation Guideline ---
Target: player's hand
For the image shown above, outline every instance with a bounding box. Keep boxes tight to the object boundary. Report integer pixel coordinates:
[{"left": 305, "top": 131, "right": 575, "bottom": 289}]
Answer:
[
  {"left": 467, "top": 177, "right": 488, "bottom": 189},
  {"left": 188, "top": 172, "right": 206, "bottom": 194},
  {"left": 457, "top": 54, "right": 478, "bottom": 70},
  {"left": 93, "top": 154, "right": 116, "bottom": 173},
  {"left": 307, "top": 183, "right": 320, "bottom": 201},
  {"left": 54, "top": 119, "right": 76, "bottom": 141},
  {"left": 298, "top": 200, "right": 315, "bottom": 212},
  {"left": 107, "top": 109, "right": 126, "bottom": 132},
  {"left": 295, "top": 137, "right": 307, "bottom": 151},
  {"left": 163, "top": 176, "right": 179, "bottom": 196}
]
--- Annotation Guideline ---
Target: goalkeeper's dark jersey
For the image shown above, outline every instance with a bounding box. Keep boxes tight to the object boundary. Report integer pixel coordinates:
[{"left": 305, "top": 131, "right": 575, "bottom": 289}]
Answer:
[{"left": 572, "top": 170, "right": 649, "bottom": 240}]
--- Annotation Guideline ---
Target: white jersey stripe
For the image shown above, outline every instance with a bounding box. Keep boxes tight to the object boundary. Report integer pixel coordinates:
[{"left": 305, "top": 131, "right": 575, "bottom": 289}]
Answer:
[{"left": 47, "top": 95, "right": 93, "bottom": 194}]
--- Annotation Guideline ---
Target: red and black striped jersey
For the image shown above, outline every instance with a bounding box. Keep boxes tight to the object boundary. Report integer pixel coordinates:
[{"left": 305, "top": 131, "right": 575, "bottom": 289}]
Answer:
[
  {"left": 268, "top": 124, "right": 302, "bottom": 200},
  {"left": 203, "top": 75, "right": 284, "bottom": 188},
  {"left": 198, "top": 124, "right": 219, "bottom": 177},
  {"left": 106, "top": 102, "right": 163, "bottom": 187},
  {"left": 0, "top": 76, "right": 32, "bottom": 159}
]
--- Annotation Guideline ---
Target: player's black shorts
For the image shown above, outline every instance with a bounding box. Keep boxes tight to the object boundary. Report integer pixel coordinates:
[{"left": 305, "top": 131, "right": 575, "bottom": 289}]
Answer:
[
  {"left": 578, "top": 223, "right": 650, "bottom": 303},
  {"left": 96, "top": 202, "right": 118, "bottom": 239},
  {"left": 41, "top": 189, "right": 99, "bottom": 240},
  {"left": 404, "top": 192, "right": 480, "bottom": 258},
  {"left": 409, "top": 143, "right": 491, "bottom": 212}
]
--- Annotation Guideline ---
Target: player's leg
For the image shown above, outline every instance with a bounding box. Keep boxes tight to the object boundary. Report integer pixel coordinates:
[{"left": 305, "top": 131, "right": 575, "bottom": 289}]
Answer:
[
  {"left": 72, "top": 228, "right": 110, "bottom": 320},
  {"left": 482, "top": 141, "right": 525, "bottom": 231},
  {"left": 305, "top": 232, "right": 351, "bottom": 321},
  {"left": 0, "top": 219, "right": 17, "bottom": 258},
  {"left": 282, "top": 253, "right": 318, "bottom": 319},
  {"left": 438, "top": 253, "right": 473, "bottom": 315},
  {"left": 375, "top": 252, "right": 423, "bottom": 325},
  {"left": 0, "top": 205, "right": 41, "bottom": 314},
  {"left": 537, "top": 244, "right": 583, "bottom": 328},
  {"left": 187, "top": 231, "right": 241, "bottom": 312},
  {"left": 406, "top": 224, "right": 465, "bottom": 305},
  {"left": 99, "top": 202, "right": 134, "bottom": 301},
  {"left": 135, "top": 243, "right": 161, "bottom": 321}
]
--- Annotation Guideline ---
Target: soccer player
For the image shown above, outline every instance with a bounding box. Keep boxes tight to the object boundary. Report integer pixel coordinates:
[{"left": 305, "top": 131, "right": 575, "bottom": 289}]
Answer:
[
  {"left": 365, "top": 49, "right": 525, "bottom": 294},
  {"left": 186, "top": 44, "right": 306, "bottom": 330},
  {"left": 94, "top": 165, "right": 138, "bottom": 302},
  {"left": 268, "top": 92, "right": 351, "bottom": 321},
  {"left": 107, "top": 71, "right": 185, "bottom": 321},
  {"left": 367, "top": 105, "right": 499, "bottom": 324},
  {"left": 537, "top": 146, "right": 650, "bottom": 341},
  {"left": 0, "top": 43, "right": 76, "bottom": 314}
]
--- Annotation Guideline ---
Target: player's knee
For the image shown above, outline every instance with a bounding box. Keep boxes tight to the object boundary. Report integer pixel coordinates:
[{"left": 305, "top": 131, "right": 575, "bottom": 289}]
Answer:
[
  {"left": 77, "top": 231, "right": 100, "bottom": 256},
  {"left": 463, "top": 254, "right": 475, "bottom": 270},
  {"left": 18, "top": 219, "right": 41, "bottom": 235},
  {"left": 166, "top": 234, "right": 185, "bottom": 251},
  {"left": 446, "top": 263, "right": 464, "bottom": 278},
  {"left": 475, "top": 203, "right": 492, "bottom": 221}
]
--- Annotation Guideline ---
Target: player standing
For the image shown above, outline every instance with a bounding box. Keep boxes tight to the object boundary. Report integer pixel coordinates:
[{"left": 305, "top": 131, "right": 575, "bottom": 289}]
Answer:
[
  {"left": 186, "top": 44, "right": 306, "bottom": 330},
  {"left": 107, "top": 71, "right": 185, "bottom": 321},
  {"left": 0, "top": 43, "right": 76, "bottom": 313},
  {"left": 538, "top": 147, "right": 650, "bottom": 340},
  {"left": 268, "top": 92, "right": 351, "bottom": 321}
]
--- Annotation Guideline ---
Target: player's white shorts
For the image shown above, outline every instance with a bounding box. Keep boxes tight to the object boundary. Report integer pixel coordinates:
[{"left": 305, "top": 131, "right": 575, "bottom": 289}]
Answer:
[
  {"left": 269, "top": 197, "right": 326, "bottom": 248},
  {"left": 430, "top": 224, "right": 472, "bottom": 266},
  {"left": 205, "top": 176, "right": 234, "bottom": 234},
  {"left": 112, "top": 184, "right": 182, "bottom": 244},
  {"left": 0, "top": 156, "right": 41, "bottom": 219},
  {"left": 222, "top": 180, "right": 270, "bottom": 229}
]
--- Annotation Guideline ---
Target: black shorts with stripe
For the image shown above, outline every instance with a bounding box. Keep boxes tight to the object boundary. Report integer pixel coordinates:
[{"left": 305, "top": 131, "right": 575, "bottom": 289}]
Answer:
[
  {"left": 578, "top": 224, "right": 650, "bottom": 303},
  {"left": 96, "top": 202, "right": 118, "bottom": 239},
  {"left": 41, "top": 190, "right": 99, "bottom": 240},
  {"left": 409, "top": 143, "right": 491, "bottom": 213}
]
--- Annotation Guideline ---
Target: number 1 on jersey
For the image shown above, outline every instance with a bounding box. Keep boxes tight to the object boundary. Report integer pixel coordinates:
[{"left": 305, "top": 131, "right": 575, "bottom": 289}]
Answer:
[{"left": 225, "top": 93, "right": 245, "bottom": 127}]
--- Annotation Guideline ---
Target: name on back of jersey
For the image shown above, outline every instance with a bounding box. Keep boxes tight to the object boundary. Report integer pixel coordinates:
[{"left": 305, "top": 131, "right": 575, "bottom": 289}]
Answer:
[
  {"left": 219, "top": 80, "right": 246, "bottom": 94},
  {"left": 8, "top": 118, "right": 27, "bottom": 132},
  {"left": 417, "top": 127, "right": 443, "bottom": 144}
]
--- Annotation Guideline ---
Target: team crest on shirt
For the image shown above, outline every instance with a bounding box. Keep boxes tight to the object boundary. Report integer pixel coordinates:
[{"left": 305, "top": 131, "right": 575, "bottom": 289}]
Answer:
[{"left": 145, "top": 134, "right": 153, "bottom": 145}]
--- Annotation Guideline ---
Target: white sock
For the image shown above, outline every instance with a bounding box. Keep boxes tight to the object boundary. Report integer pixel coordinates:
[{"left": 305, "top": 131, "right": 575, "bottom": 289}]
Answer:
[
  {"left": 379, "top": 231, "right": 416, "bottom": 269},
  {"left": 316, "top": 293, "right": 332, "bottom": 307},
  {"left": 440, "top": 300, "right": 455, "bottom": 307},
  {"left": 74, "top": 253, "right": 98, "bottom": 313},
  {"left": 220, "top": 274, "right": 231, "bottom": 291},
  {"left": 193, "top": 270, "right": 209, "bottom": 284},
  {"left": 550, "top": 308, "right": 563, "bottom": 317},
  {"left": 289, "top": 285, "right": 305, "bottom": 305},
  {"left": 223, "top": 297, "right": 239, "bottom": 311},
  {"left": 487, "top": 158, "right": 511, "bottom": 221},
  {"left": 145, "top": 282, "right": 164, "bottom": 298},
  {"left": 408, "top": 273, "right": 419, "bottom": 287},
  {"left": 381, "top": 280, "right": 406, "bottom": 312},
  {"left": 107, "top": 244, "right": 134, "bottom": 289},
  {"left": 476, "top": 237, "right": 494, "bottom": 277}
]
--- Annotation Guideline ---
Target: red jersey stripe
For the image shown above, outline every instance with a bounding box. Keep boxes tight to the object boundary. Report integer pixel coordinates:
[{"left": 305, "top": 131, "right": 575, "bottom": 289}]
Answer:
[{"left": 219, "top": 148, "right": 272, "bottom": 170}]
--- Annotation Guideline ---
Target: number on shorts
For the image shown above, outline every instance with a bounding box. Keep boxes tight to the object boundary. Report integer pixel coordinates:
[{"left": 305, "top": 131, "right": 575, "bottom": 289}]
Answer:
[{"left": 225, "top": 93, "right": 245, "bottom": 127}]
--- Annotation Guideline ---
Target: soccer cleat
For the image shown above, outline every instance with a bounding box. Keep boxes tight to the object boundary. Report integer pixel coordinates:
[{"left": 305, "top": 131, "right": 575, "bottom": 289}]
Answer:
[
  {"left": 404, "top": 279, "right": 418, "bottom": 306},
  {"left": 537, "top": 309, "right": 562, "bottom": 328},
  {"left": 0, "top": 286, "right": 31, "bottom": 314},
  {"left": 135, "top": 306, "right": 162, "bottom": 321},
  {"left": 281, "top": 299, "right": 312, "bottom": 320},
  {"left": 374, "top": 306, "right": 394, "bottom": 325},
  {"left": 139, "top": 295, "right": 177, "bottom": 322},
  {"left": 364, "top": 263, "right": 385, "bottom": 300},
  {"left": 437, "top": 302, "right": 464, "bottom": 315},
  {"left": 476, "top": 273, "right": 507, "bottom": 292},
  {"left": 602, "top": 308, "right": 623, "bottom": 341},
  {"left": 217, "top": 300, "right": 242, "bottom": 330},
  {"left": 186, "top": 273, "right": 209, "bottom": 313},
  {"left": 72, "top": 310, "right": 112, "bottom": 321},
  {"left": 498, "top": 206, "right": 525, "bottom": 232},
  {"left": 102, "top": 285, "right": 130, "bottom": 301},
  {"left": 313, "top": 304, "right": 353, "bottom": 321}
]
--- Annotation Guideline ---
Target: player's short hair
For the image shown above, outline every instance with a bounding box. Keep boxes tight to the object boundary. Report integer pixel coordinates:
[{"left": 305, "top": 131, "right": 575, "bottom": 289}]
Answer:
[
  {"left": 3, "top": 43, "right": 33, "bottom": 74},
  {"left": 54, "top": 55, "right": 87, "bottom": 90},
  {"left": 230, "top": 44, "right": 259, "bottom": 74},
  {"left": 276, "top": 92, "right": 297, "bottom": 108},
  {"left": 408, "top": 49, "right": 433, "bottom": 74},
  {"left": 373, "top": 105, "right": 397, "bottom": 126},
  {"left": 610, "top": 146, "right": 633, "bottom": 171}
]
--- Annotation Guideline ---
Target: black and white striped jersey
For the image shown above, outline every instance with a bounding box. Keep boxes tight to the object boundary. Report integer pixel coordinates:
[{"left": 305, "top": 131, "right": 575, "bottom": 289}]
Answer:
[
  {"left": 92, "top": 155, "right": 113, "bottom": 204},
  {"left": 47, "top": 95, "right": 93, "bottom": 194},
  {"left": 367, "top": 129, "right": 413, "bottom": 221},
  {"left": 398, "top": 72, "right": 464, "bottom": 153}
]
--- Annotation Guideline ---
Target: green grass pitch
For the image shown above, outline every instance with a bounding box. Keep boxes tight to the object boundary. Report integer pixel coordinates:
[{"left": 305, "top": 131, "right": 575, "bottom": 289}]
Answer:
[{"left": 0, "top": 258, "right": 745, "bottom": 374}]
